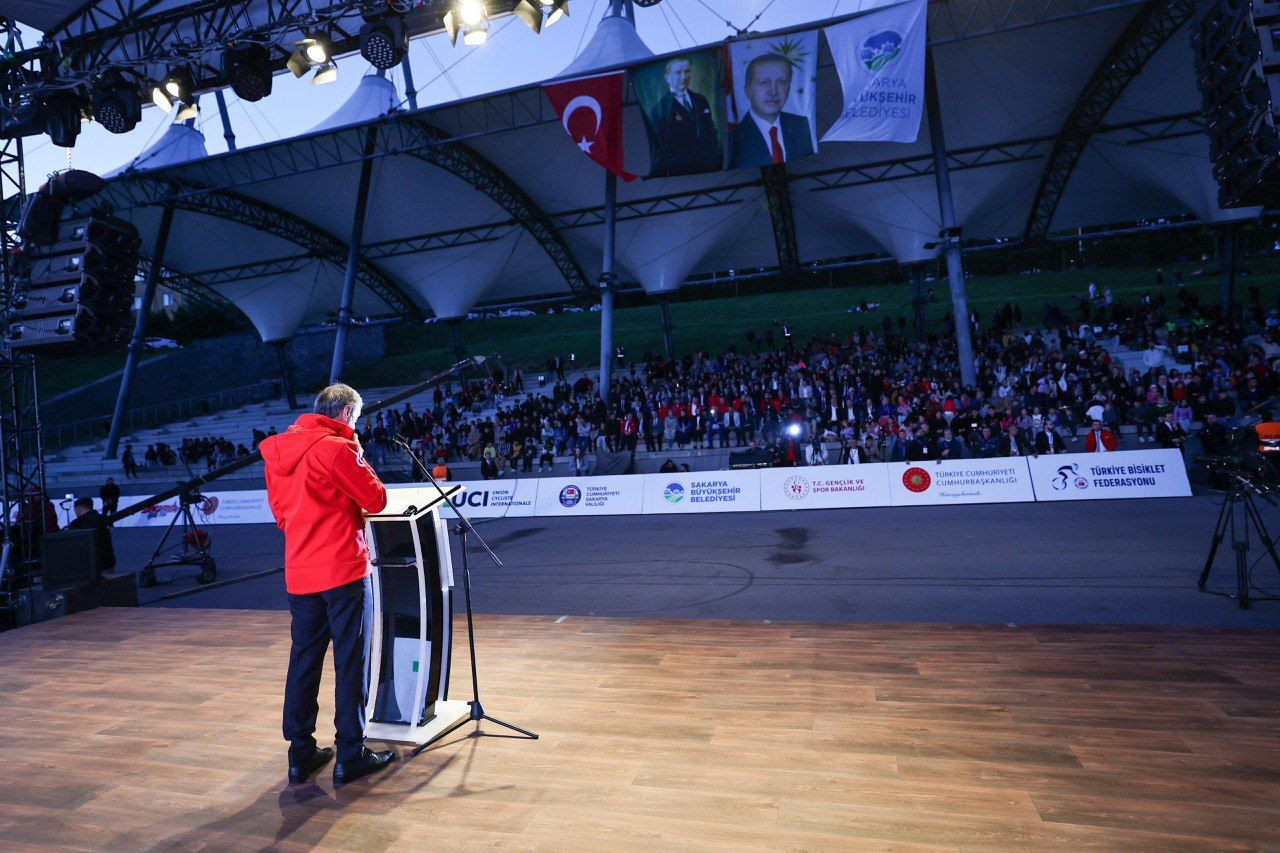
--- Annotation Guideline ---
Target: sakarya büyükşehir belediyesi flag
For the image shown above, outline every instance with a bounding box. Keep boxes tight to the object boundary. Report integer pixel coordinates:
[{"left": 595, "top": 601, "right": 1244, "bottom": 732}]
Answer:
[{"left": 822, "top": 0, "right": 927, "bottom": 144}]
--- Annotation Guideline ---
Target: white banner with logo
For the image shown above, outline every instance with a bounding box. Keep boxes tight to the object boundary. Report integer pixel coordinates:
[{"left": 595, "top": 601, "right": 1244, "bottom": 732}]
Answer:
[
  {"left": 759, "top": 464, "right": 893, "bottom": 511},
  {"left": 642, "top": 469, "right": 761, "bottom": 514},
  {"left": 1027, "top": 449, "right": 1192, "bottom": 501},
  {"left": 389, "top": 479, "right": 537, "bottom": 518},
  {"left": 110, "top": 489, "right": 275, "bottom": 528},
  {"left": 821, "top": 0, "right": 928, "bottom": 143},
  {"left": 887, "top": 458, "right": 1035, "bottom": 506},
  {"left": 532, "top": 475, "right": 645, "bottom": 516}
]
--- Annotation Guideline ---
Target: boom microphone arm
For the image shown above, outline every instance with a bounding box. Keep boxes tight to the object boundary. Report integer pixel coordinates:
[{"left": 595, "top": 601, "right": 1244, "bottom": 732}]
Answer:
[{"left": 105, "top": 355, "right": 488, "bottom": 526}]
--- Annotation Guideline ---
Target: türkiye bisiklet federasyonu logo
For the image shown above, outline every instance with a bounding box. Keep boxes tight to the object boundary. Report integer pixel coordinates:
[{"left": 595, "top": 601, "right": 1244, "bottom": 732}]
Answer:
[{"left": 860, "top": 30, "right": 903, "bottom": 71}]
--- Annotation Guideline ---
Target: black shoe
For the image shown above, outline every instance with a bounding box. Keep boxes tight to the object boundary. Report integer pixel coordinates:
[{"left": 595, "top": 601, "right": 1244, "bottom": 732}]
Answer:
[
  {"left": 333, "top": 748, "right": 396, "bottom": 785},
  {"left": 288, "top": 746, "right": 333, "bottom": 786}
]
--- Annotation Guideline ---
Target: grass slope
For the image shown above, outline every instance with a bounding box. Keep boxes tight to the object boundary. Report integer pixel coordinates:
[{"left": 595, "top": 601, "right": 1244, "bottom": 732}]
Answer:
[{"left": 347, "top": 260, "right": 1274, "bottom": 388}]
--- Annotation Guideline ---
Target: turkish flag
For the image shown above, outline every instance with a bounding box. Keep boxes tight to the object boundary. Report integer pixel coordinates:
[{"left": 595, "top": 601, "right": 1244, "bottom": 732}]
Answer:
[{"left": 543, "top": 72, "right": 636, "bottom": 182}]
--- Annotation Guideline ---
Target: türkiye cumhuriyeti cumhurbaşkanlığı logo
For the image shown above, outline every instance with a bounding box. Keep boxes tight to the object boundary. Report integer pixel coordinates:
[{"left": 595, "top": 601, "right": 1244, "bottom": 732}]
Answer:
[
  {"left": 663, "top": 482, "right": 685, "bottom": 504},
  {"left": 783, "top": 475, "right": 811, "bottom": 501},
  {"left": 558, "top": 484, "right": 582, "bottom": 508},
  {"left": 1052, "top": 463, "right": 1089, "bottom": 491},
  {"left": 902, "top": 466, "right": 931, "bottom": 493},
  {"left": 860, "top": 30, "right": 903, "bottom": 71}
]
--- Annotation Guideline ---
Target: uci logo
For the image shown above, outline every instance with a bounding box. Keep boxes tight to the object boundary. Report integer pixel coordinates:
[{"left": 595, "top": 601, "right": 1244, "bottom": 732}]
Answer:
[
  {"left": 860, "top": 30, "right": 903, "bottom": 71},
  {"left": 451, "top": 491, "right": 491, "bottom": 508},
  {"left": 559, "top": 485, "right": 582, "bottom": 508}
]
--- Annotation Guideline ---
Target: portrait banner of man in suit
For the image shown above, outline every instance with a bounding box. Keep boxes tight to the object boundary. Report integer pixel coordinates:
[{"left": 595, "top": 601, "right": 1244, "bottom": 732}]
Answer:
[
  {"left": 727, "top": 32, "right": 820, "bottom": 170},
  {"left": 633, "top": 50, "right": 726, "bottom": 178}
]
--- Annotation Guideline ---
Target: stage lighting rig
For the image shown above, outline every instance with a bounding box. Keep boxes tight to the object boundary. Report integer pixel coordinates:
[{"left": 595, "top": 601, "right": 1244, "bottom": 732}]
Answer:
[
  {"left": 443, "top": 0, "right": 491, "bottom": 45},
  {"left": 288, "top": 32, "right": 335, "bottom": 77},
  {"left": 223, "top": 44, "right": 273, "bottom": 103},
  {"left": 152, "top": 67, "right": 194, "bottom": 113},
  {"left": 312, "top": 61, "right": 339, "bottom": 85},
  {"left": 90, "top": 73, "right": 141, "bottom": 135},
  {"left": 360, "top": 6, "right": 410, "bottom": 69},
  {"left": 42, "top": 90, "right": 84, "bottom": 148},
  {"left": 543, "top": 0, "right": 570, "bottom": 26}
]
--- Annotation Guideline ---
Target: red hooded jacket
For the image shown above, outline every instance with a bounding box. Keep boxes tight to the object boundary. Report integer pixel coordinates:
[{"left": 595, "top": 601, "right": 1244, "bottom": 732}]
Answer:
[{"left": 261, "top": 414, "right": 388, "bottom": 595}]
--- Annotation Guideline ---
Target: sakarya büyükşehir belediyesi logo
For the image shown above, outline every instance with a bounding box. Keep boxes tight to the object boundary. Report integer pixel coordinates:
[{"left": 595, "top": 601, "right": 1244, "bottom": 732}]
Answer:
[
  {"left": 558, "top": 485, "right": 582, "bottom": 507},
  {"left": 663, "top": 482, "right": 685, "bottom": 504},
  {"left": 860, "top": 30, "right": 903, "bottom": 71}
]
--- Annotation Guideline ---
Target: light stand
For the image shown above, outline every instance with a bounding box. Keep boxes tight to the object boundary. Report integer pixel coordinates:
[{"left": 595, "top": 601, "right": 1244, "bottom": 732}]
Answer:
[
  {"left": 393, "top": 436, "right": 538, "bottom": 752},
  {"left": 1198, "top": 472, "right": 1280, "bottom": 609}
]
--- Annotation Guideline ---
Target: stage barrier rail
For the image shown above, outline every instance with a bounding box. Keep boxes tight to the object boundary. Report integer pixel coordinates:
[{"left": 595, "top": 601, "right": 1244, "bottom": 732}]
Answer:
[{"left": 98, "top": 449, "right": 1192, "bottom": 528}]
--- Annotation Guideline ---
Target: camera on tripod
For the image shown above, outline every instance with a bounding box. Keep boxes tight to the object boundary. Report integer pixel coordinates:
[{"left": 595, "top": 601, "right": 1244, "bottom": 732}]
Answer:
[
  {"left": 1196, "top": 425, "right": 1280, "bottom": 500},
  {"left": 1199, "top": 424, "right": 1280, "bottom": 608}
]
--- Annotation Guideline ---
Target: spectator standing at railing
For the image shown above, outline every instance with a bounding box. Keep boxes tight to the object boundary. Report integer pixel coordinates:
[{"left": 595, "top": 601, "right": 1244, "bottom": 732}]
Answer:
[
  {"left": 937, "top": 428, "right": 965, "bottom": 461},
  {"left": 121, "top": 444, "right": 138, "bottom": 479},
  {"left": 1155, "top": 411, "right": 1187, "bottom": 453},
  {"left": 1034, "top": 421, "right": 1067, "bottom": 455},
  {"left": 99, "top": 477, "right": 121, "bottom": 517},
  {"left": 974, "top": 426, "right": 999, "bottom": 458}
]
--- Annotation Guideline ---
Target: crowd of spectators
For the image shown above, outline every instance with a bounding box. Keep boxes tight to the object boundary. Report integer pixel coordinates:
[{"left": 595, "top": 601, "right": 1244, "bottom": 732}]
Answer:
[{"left": 353, "top": 279, "right": 1278, "bottom": 479}]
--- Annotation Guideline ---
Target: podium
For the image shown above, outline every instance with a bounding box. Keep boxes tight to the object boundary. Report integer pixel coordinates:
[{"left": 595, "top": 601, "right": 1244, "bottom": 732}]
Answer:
[{"left": 362, "top": 486, "right": 471, "bottom": 747}]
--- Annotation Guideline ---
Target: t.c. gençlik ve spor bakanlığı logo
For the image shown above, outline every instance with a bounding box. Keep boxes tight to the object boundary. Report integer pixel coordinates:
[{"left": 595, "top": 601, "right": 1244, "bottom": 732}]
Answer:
[
  {"left": 860, "top": 30, "right": 903, "bottom": 71},
  {"left": 663, "top": 482, "right": 685, "bottom": 504},
  {"left": 558, "top": 485, "right": 582, "bottom": 508},
  {"left": 783, "top": 475, "right": 811, "bottom": 501}
]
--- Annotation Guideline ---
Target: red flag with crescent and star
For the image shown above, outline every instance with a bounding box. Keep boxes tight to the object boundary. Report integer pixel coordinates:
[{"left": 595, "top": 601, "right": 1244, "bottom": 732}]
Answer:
[{"left": 543, "top": 72, "right": 636, "bottom": 182}]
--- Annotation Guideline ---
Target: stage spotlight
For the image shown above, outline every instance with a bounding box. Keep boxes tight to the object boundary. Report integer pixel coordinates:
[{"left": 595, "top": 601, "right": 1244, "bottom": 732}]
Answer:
[
  {"left": 463, "top": 20, "right": 490, "bottom": 45},
  {"left": 223, "top": 43, "right": 273, "bottom": 102},
  {"left": 458, "top": 0, "right": 488, "bottom": 26},
  {"left": 544, "top": 0, "right": 569, "bottom": 26},
  {"left": 786, "top": 423, "right": 802, "bottom": 438},
  {"left": 159, "top": 67, "right": 194, "bottom": 104},
  {"left": 43, "top": 91, "right": 83, "bottom": 148},
  {"left": 312, "top": 61, "right": 338, "bottom": 85},
  {"left": 514, "top": 0, "right": 544, "bottom": 33},
  {"left": 288, "top": 32, "right": 334, "bottom": 77},
  {"left": 91, "top": 74, "right": 141, "bottom": 134},
  {"left": 360, "top": 12, "right": 408, "bottom": 69},
  {"left": 175, "top": 99, "right": 199, "bottom": 121}
]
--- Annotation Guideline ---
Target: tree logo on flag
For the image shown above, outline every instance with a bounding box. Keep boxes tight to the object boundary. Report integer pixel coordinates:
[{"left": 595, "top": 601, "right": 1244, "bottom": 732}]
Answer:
[{"left": 860, "top": 30, "right": 903, "bottom": 71}]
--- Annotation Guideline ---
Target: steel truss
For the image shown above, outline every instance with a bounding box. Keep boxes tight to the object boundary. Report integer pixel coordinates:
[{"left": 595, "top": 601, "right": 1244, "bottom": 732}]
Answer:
[
  {"left": 1022, "top": 0, "right": 1198, "bottom": 241},
  {"left": 761, "top": 164, "right": 799, "bottom": 275},
  {"left": 0, "top": 356, "right": 45, "bottom": 630},
  {"left": 163, "top": 111, "right": 1199, "bottom": 289},
  {"left": 30, "top": 1, "right": 525, "bottom": 96}
]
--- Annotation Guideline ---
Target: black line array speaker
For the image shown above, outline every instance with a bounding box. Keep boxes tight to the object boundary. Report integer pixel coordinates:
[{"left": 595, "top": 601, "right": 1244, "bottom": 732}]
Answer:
[
  {"left": 1193, "top": 0, "right": 1280, "bottom": 207},
  {"left": 8, "top": 214, "right": 141, "bottom": 356}
]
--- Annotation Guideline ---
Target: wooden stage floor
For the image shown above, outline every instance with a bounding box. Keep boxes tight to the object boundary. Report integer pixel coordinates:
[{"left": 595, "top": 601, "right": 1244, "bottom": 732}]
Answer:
[{"left": 1, "top": 608, "right": 1279, "bottom": 850}]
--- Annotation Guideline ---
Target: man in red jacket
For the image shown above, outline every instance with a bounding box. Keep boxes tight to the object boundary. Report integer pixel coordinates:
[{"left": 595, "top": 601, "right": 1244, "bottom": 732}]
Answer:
[
  {"left": 261, "top": 383, "right": 393, "bottom": 787},
  {"left": 1084, "top": 418, "right": 1119, "bottom": 453}
]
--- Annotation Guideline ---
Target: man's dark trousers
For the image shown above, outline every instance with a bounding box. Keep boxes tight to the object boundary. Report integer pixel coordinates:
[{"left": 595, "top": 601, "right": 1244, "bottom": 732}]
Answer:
[{"left": 283, "top": 576, "right": 371, "bottom": 766}]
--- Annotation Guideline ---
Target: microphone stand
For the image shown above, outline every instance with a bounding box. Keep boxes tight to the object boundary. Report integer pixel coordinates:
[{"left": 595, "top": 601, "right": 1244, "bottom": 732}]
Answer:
[{"left": 393, "top": 437, "right": 538, "bottom": 751}]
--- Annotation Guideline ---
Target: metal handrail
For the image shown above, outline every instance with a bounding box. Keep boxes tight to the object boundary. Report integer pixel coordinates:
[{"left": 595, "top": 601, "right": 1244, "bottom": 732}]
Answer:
[{"left": 44, "top": 379, "right": 284, "bottom": 449}]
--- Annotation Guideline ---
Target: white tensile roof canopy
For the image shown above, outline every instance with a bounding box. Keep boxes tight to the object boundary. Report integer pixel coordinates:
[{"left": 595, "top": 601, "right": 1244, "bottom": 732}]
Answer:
[{"left": 77, "top": 0, "right": 1250, "bottom": 344}]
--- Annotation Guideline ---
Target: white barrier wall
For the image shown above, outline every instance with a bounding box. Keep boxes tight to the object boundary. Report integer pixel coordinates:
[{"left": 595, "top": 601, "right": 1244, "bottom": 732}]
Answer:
[
  {"left": 1026, "top": 449, "right": 1192, "bottom": 501},
  {"left": 886, "top": 459, "right": 1036, "bottom": 506},
  {"left": 390, "top": 478, "right": 538, "bottom": 518},
  {"left": 98, "top": 450, "right": 1191, "bottom": 526},
  {"left": 642, "top": 470, "right": 761, "bottom": 514},
  {"left": 759, "top": 465, "right": 892, "bottom": 511},
  {"left": 532, "top": 475, "right": 645, "bottom": 516}
]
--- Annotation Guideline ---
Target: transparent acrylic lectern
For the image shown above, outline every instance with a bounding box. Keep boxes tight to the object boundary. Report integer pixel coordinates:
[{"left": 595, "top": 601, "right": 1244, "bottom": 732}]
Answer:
[{"left": 362, "top": 485, "right": 472, "bottom": 747}]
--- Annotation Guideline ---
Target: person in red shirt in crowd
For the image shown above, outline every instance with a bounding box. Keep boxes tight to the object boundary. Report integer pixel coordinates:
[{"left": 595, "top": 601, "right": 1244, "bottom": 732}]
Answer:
[
  {"left": 1084, "top": 418, "right": 1118, "bottom": 453},
  {"left": 261, "top": 383, "right": 392, "bottom": 788}
]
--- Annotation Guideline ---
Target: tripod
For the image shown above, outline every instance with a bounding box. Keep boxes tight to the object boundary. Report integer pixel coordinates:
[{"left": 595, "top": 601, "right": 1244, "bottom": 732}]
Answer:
[
  {"left": 1198, "top": 475, "right": 1280, "bottom": 609},
  {"left": 139, "top": 490, "right": 216, "bottom": 588},
  {"left": 394, "top": 438, "right": 538, "bottom": 753}
]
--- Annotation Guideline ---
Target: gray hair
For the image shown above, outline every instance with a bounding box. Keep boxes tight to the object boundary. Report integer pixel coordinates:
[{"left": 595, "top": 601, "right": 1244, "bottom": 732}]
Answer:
[{"left": 313, "top": 383, "right": 362, "bottom": 420}]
